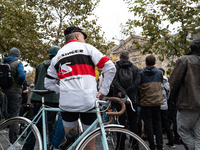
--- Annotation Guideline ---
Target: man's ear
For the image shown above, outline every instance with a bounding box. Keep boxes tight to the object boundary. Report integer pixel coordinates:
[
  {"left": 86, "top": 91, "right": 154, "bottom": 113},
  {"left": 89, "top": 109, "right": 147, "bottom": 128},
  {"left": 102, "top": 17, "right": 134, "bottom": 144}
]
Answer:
[{"left": 75, "top": 32, "right": 79, "bottom": 40}]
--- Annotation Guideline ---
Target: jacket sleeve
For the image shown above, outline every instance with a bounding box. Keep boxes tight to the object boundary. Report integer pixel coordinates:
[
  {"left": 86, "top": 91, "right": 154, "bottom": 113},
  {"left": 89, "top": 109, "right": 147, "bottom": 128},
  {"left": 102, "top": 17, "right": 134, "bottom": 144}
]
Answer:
[
  {"left": 98, "top": 60, "right": 116, "bottom": 96},
  {"left": 17, "top": 63, "right": 26, "bottom": 85},
  {"left": 126, "top": 67, "right": 141, "bottom": 93},
  {"left": 44, "top": 57, "right": 60, "bottom": 94},
  {"left": 169, "top": 58, "right": 186, "bottom": 103},
  {"left": 88, "top": 44, "right": 116, "bottom": 96}
]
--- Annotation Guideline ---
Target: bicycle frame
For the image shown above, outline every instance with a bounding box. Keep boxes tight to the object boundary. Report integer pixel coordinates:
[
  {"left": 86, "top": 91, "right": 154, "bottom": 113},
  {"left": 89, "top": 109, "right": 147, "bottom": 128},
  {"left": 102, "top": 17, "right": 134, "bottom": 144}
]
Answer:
[
  {"left": 6, "top": 91, "right": 125, "bottom": 150},
  {"left": 25, "top": 94, "right": 111, "bottom": 150}
]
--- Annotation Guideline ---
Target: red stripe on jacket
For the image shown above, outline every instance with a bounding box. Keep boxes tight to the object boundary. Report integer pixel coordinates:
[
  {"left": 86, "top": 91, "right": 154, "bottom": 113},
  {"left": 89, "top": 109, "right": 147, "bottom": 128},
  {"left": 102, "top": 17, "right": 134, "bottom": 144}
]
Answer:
[
  {"left": 96, "top": 56, "right": 110, "bottom": 69},
  {"left": 58, "top": 64, "right": 95, "bottom": 79}
]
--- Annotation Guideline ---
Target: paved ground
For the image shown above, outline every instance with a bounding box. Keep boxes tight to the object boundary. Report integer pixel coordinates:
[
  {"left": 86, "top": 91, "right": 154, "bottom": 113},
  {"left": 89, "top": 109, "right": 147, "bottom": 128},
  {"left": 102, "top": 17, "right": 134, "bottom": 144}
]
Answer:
[{"left": 146, "top": 134, "right": 185, "bottom": 150}]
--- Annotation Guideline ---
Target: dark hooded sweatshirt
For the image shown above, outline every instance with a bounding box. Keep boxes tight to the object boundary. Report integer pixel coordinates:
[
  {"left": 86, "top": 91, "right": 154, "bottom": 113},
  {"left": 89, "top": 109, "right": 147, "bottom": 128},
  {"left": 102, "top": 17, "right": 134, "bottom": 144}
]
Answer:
[{"left": 113, "top": 59, "right": 140, "bottom": 104}]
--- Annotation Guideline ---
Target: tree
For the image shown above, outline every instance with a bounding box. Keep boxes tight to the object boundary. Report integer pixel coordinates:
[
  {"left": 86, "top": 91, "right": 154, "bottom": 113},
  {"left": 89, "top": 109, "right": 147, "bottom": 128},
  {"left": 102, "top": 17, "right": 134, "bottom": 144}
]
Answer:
[
  {"left": 26, "top": 69, "right": 35, "bottom": 85},
  {"left": 0, "top": 0, "right": 115, "bottom": 67},
  {"left": 123, "top": 0, "right": 200, "bottom": 66},
  {"left": 0, "top": 0, "right": 49, "bottom": 67}
]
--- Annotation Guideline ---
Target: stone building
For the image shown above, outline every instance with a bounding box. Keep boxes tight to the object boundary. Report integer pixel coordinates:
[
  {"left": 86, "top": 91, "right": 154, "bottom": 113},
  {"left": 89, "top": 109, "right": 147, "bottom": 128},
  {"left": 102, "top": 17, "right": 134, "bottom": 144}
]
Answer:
[{"left": 107, "top": 35, "right": 171, "bottom": 76}]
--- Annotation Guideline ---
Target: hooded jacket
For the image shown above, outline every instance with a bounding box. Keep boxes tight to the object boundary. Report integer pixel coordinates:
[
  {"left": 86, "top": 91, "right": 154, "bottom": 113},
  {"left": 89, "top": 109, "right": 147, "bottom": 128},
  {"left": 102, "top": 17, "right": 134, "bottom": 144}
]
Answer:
[
  {"left": 31, "top": 60, "right": 59, "bottom": 103},
  {"left": 140, "top": 67, "right": 163, "bottom": 106},
  {"left": 113, "top": 59, "right": 140, "bottom": 104},
  {"left": 2, "top": 56, "right": 25, "bottom": 94},
  {"left": 160, "top": 77, "right": 170, "bottom": 110}
]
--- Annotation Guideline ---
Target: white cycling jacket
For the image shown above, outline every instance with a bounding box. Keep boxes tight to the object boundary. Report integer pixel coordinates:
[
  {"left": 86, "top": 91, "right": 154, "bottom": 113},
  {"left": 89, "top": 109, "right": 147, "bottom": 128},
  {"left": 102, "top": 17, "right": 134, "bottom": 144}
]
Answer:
[{"left": 44, "top": 40, "right": 116, "bottom": 112}]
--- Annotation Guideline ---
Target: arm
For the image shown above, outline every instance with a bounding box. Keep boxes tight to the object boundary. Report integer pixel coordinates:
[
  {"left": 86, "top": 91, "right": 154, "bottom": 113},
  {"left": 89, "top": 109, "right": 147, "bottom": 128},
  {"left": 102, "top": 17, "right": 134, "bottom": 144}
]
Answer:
[
  {"left": 44, "top": 57, "right": 60, "bottom": 94},
  {"left": 17, "top": 63, "right": 26, "bottom": 85},
  {"left": 169, "top": 58, "right": 186, "bottom": 103},
  {"left": 89, "top": 44, "right": 116, "bottom": 99}
]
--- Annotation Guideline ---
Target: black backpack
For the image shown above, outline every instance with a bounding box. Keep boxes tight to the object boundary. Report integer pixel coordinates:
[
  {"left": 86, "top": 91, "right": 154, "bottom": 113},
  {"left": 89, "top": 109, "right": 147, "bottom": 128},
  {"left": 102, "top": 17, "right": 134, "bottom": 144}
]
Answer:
[
  {"left": 0, "top": 60, "right": 17, "bottom": 88},
  {"left": 119, "top": 66, "right": 133, "bottom": 89}
]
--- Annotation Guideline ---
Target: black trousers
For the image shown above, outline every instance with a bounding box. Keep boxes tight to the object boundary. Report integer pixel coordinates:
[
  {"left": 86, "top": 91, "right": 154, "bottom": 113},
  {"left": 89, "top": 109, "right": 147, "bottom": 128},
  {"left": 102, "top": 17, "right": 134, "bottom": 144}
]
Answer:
[{"left": 142, "top": 106, "right": 163, "bottom": 150}]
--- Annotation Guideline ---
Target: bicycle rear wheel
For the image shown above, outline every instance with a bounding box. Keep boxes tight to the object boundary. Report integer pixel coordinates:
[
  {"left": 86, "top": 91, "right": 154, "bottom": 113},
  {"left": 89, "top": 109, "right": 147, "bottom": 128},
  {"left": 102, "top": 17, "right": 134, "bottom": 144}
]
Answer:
[
  {"left": 78, "top": 127, "right": 150, "bottom": 150},
  {"left": 0, "top": 117, "right": 42, "bottom": 150}
]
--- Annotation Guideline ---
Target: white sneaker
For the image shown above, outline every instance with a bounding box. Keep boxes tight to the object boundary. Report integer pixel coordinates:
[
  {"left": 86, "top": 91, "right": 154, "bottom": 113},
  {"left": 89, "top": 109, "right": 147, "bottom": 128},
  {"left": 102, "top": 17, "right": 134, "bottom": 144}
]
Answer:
[{"left": 7, "top": 142, "right": 21, "bottom": 150}]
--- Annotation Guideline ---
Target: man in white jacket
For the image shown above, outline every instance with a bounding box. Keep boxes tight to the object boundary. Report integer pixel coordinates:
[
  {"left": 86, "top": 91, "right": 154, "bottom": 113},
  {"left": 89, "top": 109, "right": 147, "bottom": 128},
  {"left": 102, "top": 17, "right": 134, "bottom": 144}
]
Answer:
[{"left": 44, "top": 26, "right": 116, "bottom": 149}]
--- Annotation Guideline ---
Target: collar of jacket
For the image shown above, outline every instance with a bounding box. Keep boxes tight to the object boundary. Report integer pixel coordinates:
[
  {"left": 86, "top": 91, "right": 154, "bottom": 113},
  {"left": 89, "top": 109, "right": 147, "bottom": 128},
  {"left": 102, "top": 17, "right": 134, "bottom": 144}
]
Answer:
[
  {"left": 66, "top": 40, "right": 78, "bottom": 44},
  {"left": 186, "top": 51, "right": 200, "bottom": 56}
]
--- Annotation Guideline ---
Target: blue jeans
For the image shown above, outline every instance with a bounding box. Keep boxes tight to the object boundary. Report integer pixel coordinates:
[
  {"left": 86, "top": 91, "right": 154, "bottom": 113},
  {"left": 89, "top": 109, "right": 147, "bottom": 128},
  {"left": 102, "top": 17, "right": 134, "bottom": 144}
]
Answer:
[
  {"left": 4, "top": 92, "right": 22, "bottom": 144},
  {"left": 142, "top": 106, "right": 163, "bottom": 150}
]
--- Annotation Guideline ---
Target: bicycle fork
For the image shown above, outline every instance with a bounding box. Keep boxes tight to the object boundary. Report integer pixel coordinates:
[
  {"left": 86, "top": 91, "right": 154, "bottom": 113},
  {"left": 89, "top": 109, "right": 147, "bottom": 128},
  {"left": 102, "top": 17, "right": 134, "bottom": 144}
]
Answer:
[{"left": 97, "top": 108, "right": 109, "bottom": 150}]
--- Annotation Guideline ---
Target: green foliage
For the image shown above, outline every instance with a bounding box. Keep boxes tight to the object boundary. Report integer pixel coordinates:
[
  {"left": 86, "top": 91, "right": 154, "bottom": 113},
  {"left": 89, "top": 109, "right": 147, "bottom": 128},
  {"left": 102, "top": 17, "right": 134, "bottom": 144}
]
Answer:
[
  {"left": 0, "top": 0, "right": 115, "bottom": 68},
  {"left": 123, "top": 0, "right": 200, "bottom": 63}
]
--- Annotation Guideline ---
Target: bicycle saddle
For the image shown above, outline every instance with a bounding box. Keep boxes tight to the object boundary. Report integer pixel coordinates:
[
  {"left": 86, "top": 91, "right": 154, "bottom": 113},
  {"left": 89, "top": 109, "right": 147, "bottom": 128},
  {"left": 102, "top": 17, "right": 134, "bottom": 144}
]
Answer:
[{"left": 31, "top": 90, "right": 55, "bottom": 97}]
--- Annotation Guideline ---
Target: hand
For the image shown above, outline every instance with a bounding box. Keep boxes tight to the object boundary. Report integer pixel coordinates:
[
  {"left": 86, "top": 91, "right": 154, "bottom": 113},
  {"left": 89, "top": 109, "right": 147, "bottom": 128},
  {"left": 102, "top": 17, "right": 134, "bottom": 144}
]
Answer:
[
  {"left": 23, "top": 89, "right": 28, "bottom": 93},
  {"left": 96, "top": 92, "right": 105, "bottom": 100},
  {"left": 118, "top": 92, "right": 122, "bottom": 98}
]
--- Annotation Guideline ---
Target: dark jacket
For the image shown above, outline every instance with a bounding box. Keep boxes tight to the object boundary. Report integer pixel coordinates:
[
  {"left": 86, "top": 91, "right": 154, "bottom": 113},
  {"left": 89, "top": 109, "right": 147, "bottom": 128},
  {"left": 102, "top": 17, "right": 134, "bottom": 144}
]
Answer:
[
  {"left": 2, "top": 56, "right": 25, "bottom": 94},
  {"left": 169, "top": 55, "right": 200, "bottom": 110},
  {"left": 113, "top": 59, "right": 140, "bottom": 104},
  {"left": 31, "top": 60, "right": 59, "bottom": 103},
  {"left": 140, "top": 67, "right": 163, "bottom": 106}
]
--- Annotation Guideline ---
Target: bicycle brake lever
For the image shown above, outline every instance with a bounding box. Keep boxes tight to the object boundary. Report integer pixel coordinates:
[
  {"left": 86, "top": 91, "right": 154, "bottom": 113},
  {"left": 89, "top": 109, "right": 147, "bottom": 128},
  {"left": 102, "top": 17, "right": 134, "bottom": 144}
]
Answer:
[{"left": 126, "top": 96, "right": 135, "bottom": 112}]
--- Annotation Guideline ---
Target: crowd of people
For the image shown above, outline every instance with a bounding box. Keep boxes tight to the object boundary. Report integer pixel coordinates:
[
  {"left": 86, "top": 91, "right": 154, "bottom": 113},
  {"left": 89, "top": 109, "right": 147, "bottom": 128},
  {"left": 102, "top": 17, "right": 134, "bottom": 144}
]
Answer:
[{"left": 0, "top": 26, "right": 200, "bottom": 150}]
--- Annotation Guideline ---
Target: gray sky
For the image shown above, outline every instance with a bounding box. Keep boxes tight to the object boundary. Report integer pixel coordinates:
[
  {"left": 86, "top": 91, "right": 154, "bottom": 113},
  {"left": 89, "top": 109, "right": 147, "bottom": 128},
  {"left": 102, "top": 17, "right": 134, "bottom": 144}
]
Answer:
[{"left": 94, "top": 0, "right": 142, "bottom": 44}]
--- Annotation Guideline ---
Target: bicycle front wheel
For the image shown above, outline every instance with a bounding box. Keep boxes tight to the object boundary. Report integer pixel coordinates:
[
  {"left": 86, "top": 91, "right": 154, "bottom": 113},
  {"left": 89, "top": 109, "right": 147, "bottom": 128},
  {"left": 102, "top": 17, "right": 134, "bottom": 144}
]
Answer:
[
  {"left": 0, "top": 117, "right": 42, "bottom": 150},
  {"left": 79, "top": 127, "right": 150, "bottom": 150}
]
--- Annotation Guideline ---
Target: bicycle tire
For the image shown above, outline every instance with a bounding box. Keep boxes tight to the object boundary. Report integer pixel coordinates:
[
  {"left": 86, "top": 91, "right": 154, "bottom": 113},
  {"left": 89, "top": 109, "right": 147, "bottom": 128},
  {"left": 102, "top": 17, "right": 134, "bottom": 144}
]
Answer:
[
  {"left": 78, "top": 127, "right": 150, "bottom": 150},
  {"left": 0, "top": 116, "right": 43, "bottom": 150}
]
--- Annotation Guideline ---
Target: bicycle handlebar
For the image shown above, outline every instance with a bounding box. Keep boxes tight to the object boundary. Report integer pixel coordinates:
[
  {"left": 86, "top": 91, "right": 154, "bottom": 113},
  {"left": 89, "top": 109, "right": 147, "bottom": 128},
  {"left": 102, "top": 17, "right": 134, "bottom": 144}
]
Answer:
[{"left": 105, "top": 97, "right": 126, "bottom": 116}]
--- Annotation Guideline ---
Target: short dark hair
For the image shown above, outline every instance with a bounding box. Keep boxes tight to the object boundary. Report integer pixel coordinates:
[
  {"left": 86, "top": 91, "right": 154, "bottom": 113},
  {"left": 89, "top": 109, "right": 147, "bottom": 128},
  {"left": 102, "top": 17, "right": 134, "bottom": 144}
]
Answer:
[
  {"left": 120, "top": 50, "right": 129, "bottom": 60},
  {"left": 146, "top": 55, "right": 155, "bottom": 66}
]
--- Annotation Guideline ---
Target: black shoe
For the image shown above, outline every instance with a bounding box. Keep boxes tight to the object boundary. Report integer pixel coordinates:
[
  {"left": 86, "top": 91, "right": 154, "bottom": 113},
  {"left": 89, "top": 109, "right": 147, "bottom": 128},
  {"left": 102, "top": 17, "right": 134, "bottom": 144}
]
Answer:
[{"left": 58, "top": 129, "right": 78, "bottom": 150}]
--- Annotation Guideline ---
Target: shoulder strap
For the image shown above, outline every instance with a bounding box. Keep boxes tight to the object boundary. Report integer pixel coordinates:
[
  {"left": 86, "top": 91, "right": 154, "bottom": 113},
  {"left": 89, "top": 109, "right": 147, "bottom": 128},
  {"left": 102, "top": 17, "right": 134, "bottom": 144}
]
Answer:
[{"left": 9, "top": 60, "right": 18, "bottom": 64}]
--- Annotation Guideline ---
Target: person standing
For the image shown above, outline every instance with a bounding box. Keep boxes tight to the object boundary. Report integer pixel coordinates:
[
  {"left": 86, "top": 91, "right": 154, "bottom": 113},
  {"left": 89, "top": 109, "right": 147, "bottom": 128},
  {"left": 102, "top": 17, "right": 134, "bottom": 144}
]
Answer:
[
  {"left": 44, "top": 26, "right": 116, "bottom": 150},
  {"left": 2, "top": 47, "right": 26, "bottom": 148},
  {"left": 140, "top": 55, "right": 163, "bottom": 150},
  {"left": 159, "top": 68, "right": 175, "bottom": 149},
  {"left": 22, "top": 45, "right": 61, "bottom": 150},
  {"left": 169, "top": 37, "right": 200, "bottom": 150},
  {"left": 113, "top": 50, "right": 140, "bottom": 150}
]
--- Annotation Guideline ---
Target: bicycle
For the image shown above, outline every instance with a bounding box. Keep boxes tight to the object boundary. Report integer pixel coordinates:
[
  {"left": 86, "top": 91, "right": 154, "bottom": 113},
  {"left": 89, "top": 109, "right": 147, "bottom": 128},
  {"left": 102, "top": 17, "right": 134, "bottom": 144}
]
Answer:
[{"left": 0, "top": 90, "right": 150, "bottom": 150}]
